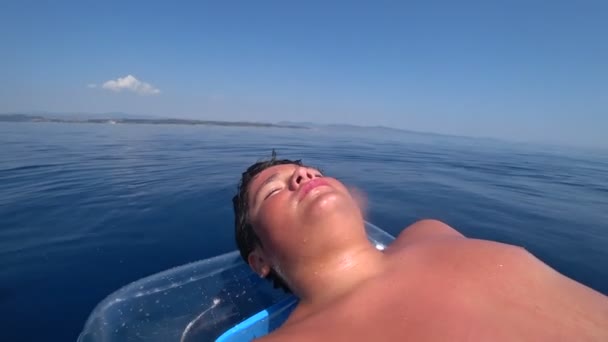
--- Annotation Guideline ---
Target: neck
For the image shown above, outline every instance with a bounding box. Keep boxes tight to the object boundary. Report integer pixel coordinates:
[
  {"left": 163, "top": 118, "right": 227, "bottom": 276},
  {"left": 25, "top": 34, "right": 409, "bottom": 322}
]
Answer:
[{"left": 287, "top": 240, "right": 385, "bottom": 307}]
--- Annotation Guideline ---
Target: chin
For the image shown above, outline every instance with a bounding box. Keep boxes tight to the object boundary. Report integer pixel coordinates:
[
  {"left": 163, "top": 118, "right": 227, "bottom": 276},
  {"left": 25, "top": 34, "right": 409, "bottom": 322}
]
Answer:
[{"left": 301, "top": 191, "right": 360, "bottom": 225}]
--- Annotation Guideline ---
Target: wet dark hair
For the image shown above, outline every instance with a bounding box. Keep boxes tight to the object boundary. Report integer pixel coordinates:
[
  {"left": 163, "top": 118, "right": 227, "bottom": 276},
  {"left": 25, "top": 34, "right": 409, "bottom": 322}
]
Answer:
[{"left": 232, "top": 151, "right": 303, "bottom": 293}]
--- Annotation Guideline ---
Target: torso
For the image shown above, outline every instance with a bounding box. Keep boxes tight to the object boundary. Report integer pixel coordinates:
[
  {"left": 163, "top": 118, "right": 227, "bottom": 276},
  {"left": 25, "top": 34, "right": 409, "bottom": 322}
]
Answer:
[{"left": 258, "top": 224, "right": 608, "bottom": 341}]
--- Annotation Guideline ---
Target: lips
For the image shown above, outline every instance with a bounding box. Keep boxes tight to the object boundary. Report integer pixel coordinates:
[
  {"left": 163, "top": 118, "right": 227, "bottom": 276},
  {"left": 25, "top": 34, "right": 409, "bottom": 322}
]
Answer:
[{"left": 298, "top": 178, "right": 330, "bottom": 200}]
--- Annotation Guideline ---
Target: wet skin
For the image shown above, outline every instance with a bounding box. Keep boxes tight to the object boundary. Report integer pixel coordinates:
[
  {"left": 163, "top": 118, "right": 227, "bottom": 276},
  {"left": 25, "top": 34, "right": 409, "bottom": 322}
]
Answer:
[{"left": 245, "top": 165, "right": 608, "bottom": 341}]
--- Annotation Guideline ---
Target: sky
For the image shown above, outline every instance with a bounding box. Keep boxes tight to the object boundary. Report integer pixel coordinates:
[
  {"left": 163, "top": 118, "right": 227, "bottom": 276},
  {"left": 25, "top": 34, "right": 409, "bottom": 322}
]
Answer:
[{"left": 1, "top": 0, "right": 606, "bottom": 147}]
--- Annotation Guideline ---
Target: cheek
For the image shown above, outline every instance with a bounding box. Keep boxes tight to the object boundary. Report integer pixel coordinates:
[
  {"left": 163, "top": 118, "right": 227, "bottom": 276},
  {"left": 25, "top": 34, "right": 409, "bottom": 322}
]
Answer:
[
  {"left": 254, "top": 196, "right": 296, "bottom": 250},
  {"left": 325, "top": 177, "right": 350, "bottom": 194}
]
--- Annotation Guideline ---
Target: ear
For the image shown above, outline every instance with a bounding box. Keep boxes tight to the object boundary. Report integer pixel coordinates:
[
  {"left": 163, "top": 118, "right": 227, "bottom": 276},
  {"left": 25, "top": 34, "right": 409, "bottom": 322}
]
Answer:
[{"left": 248, "top": 247, "right": 271, "bottom": 278}]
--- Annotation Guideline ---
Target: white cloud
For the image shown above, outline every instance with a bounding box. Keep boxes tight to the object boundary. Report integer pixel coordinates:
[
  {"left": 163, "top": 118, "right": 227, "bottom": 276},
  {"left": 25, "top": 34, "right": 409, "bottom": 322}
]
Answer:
[
  {"left": 87, "top": 83, "right": 97, "bottom": 88},
  {"left": 101, "top": 75, "right": 160, "bottom": 95}
]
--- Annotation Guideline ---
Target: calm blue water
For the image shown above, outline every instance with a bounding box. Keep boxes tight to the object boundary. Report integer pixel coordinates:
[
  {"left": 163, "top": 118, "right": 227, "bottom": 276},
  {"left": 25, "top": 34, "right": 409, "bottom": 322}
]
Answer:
[{"left": 1, "top": 122, "right": 607, "bottom": 341}]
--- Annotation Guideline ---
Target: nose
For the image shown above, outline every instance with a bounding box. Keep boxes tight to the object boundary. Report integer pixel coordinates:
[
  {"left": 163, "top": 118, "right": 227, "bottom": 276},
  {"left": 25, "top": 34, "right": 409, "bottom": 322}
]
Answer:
[{"left": 290, "top": 166, "right": 318, "bottom": 190}]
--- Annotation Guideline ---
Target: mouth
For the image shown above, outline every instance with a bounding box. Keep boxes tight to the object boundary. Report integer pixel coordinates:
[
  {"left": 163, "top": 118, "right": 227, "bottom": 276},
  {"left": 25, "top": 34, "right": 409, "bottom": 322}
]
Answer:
[{"left": 298, "top": 178, "right": 330, "bottom": 201}]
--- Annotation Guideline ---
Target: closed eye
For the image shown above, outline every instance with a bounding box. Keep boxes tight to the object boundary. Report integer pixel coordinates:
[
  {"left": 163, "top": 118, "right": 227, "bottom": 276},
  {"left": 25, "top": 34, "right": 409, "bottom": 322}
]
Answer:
[{"left": 264, "top": 188, "right": 281, "bottom": 200}]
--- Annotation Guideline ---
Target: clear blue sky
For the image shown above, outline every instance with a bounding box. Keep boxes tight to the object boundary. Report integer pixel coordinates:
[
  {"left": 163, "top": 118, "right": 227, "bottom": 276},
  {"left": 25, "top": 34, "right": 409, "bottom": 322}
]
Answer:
[{"left": 1, "top": 1, "right": 606, "bottom": 147}]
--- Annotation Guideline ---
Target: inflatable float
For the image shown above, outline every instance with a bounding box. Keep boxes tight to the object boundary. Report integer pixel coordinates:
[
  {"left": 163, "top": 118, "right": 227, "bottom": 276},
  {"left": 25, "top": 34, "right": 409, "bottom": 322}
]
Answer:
[{"left": 79, "top": 222, "right": 395, "bottom": 341}]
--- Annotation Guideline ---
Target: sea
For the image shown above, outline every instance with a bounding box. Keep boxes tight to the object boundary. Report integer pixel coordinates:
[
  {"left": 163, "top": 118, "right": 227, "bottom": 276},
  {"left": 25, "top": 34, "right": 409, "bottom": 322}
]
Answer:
[{"left": 1, "top": 122, "right": 607, "bottom": 341}]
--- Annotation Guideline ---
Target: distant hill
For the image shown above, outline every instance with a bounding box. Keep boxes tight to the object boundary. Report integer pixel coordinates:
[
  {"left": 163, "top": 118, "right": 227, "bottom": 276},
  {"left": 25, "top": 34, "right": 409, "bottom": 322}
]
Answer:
[
  {"left": 26, "top": 111, "right": 160, "bottom": 120},
  {"left": 0, "top": 114, "right": 47, "bottom": 122},
  {"left": 277, "top": 120, "right": 430, "bottom": 135},
  {"left": 1, "top": 113, "right": 466, "bottom": 139},
  {"left": 0, "top": 113, "right": 309, "bottom": 129}
]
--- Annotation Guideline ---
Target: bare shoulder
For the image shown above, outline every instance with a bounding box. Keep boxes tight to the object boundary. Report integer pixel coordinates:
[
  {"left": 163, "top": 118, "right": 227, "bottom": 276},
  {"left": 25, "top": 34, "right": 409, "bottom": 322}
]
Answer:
[
  {"left": 255, "top": 239, "right": 608, "bottom": 341},
  {"left": 257, "top": 223, "right": 608, "bottom": 341},
  {"left": 388, "top": 219, "right": 464, "bottom": 251}
]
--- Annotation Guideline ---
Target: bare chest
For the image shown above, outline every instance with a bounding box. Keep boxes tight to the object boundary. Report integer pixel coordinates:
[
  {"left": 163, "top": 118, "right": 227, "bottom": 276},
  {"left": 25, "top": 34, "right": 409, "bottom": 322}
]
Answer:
[{"left": 267, "top": 242, "right": 596, "bottom": 342}]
